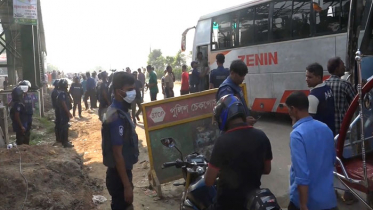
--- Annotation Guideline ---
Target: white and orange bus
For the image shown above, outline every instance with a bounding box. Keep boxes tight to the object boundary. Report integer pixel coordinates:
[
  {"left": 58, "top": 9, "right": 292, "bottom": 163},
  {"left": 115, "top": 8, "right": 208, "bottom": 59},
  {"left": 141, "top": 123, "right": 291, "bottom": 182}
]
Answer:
[{"left": 182, "top": 0, "right": 353, "bottom": 113}]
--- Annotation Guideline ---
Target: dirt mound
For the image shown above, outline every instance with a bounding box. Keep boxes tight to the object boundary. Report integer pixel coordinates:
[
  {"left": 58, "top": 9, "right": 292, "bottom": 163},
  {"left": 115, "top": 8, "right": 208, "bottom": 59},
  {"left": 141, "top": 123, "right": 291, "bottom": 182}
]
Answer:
[{"left": 0, "top": 145, "right": 100, "bottom": 210}]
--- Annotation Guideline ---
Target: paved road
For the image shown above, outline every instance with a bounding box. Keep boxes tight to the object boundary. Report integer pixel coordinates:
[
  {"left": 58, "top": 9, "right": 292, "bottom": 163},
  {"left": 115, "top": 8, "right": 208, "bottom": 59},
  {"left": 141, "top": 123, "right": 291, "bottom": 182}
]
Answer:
[{"left": 141, "top": 83, "right": 367, "bottom": 209}]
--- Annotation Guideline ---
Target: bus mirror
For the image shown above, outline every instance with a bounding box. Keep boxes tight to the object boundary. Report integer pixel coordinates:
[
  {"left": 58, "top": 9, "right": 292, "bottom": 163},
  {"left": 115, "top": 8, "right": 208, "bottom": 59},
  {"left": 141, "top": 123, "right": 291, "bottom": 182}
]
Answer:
[{"left": 181, "top": 26, "right": 196, "bottom": 52}]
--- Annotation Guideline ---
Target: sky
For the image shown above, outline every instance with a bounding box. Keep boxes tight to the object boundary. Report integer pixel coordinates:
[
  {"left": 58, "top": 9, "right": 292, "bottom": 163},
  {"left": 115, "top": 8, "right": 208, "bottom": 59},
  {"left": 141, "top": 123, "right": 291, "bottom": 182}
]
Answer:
[{"left": 41, "top": 0, "right": 249, "bottom": 73}]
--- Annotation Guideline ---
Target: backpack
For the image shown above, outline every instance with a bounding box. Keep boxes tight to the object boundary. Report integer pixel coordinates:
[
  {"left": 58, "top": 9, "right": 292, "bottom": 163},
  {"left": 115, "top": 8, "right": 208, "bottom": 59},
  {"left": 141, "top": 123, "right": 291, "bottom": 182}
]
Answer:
[{"left": 246, "top": 188, "right": 281, "bottom": 210}]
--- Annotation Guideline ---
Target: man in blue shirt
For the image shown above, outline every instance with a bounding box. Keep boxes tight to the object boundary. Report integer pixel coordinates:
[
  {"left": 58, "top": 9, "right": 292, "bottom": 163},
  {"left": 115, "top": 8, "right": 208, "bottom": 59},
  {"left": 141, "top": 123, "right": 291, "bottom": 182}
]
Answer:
[
  {"left": 84, "top": 72, "right": 97, "bottom": 110},
  {"left": 285, "top": 91, "right": 337, "bottom": 210},
  {"left": 209, "top": 53, "right": 229, "bottom": 89},
  {"left": 306, "top": 63, "right": 335, "bottom": 135},
  {"left": 102, "top": 72, "right": 139, "bottom": 210},
  {"left": 217, "top": 60, "right": 256, "bottom": 126}
]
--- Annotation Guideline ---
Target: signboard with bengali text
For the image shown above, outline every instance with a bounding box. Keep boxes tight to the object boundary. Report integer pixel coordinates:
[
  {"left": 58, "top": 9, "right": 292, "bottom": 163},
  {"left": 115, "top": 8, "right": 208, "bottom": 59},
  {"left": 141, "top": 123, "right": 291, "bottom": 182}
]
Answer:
[
  {"left": 142, "top": 84, "right": 247, "bottom": 196},
  {"left": 13, "top": 0, "right": 38, "bottom": 25}
]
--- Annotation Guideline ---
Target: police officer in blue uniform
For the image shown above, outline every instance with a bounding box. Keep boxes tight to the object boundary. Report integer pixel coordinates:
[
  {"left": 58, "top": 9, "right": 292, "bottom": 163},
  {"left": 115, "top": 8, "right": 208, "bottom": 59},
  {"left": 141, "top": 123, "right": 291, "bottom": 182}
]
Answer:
[
  {"left": 19, "top": 80, "right": 33, "bottom": 135},
  {"left": 69, "top": 76, "right": 84, "bottom": 118},
  {"left": 51, "top": 79, "right": 61, "bottom": 143},
  {"left": 101, "top": 72, "right": 139, "bottom": 210},
  {"left": 217, "top": 59, "right": 257, "bottom": 126},
  {"left": 57, "top": 79, "right": 74, "bottom": 148},
  {"left": 98, "top": 71, "right": 111, "bottom": 121},
  {"left": 209, "top": 53, "right": 229, "bottom": 89},
  {"left": 10, "top": 86, "right": 29, "bottom": 145}
]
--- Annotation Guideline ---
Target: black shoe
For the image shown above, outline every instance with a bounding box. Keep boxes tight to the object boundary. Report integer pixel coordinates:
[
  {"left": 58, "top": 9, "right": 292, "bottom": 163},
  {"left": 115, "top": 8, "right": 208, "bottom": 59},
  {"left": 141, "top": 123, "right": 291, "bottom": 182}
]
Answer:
[{"left": 63, "top": 142, "right": 74, "bottom": 148}]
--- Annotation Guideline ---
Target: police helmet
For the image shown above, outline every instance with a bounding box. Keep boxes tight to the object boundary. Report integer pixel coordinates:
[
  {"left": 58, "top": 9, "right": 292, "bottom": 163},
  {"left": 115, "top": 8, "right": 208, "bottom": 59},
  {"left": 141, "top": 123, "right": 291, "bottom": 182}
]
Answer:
[
  {"left": 53, "top": 79, "right": 60, "bottom": 87},
  {"left": 213, "top": 94, "right": 246, "bottom": 131},
  {"left": 58, "top": 79, "right": 69, "bottom": 89},
  {"left": 11, "top": 86, "right": 26, "bottom": 102},
  {"left": 18, "top": 80, "right": 31, "bottom": 88}
]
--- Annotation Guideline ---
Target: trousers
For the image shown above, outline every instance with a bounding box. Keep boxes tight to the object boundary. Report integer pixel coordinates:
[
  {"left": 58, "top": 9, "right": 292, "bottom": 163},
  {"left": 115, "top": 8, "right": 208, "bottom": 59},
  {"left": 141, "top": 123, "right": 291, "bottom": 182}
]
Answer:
[
  {"left": 59, "top": 122, "right": 69, "bottom": 146},
  {"left": 106, "top": 167, "right": 134, "bottom": 210},
  {"left": 73, "top": 97, "right": 82, "bottom": 117},
  {"left": 16, "top": 130, "right": 30, "bottom": 145},
  {"left": 84, "top": 89, "right": 97, "bottom": 109}
]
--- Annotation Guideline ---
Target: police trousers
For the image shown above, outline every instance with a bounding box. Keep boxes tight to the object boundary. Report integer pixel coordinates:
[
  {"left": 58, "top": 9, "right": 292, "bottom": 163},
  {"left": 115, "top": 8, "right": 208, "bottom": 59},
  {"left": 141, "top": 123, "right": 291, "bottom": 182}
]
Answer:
[
  {"left": 106, "top": 167, "right": 134, "bottom": 210},
  {"left": 73, "top": 97, "right": 82, "bottom": 117},
  {"left": 16, "top": 130, "right": 30, "bottom": 145},
  {"left": 59, "top": 122, "right": 69, "bottom": 146},
  {"left": 55, "top": 109, "right": 61, "bottom": 142}
]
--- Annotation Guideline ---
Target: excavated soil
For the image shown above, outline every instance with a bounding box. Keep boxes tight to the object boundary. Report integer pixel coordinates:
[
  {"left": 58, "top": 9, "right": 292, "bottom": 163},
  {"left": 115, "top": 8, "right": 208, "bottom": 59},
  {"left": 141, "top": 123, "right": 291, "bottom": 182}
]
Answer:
[{"left": 0, "top": 145, "right": 100, "bottom": 210}]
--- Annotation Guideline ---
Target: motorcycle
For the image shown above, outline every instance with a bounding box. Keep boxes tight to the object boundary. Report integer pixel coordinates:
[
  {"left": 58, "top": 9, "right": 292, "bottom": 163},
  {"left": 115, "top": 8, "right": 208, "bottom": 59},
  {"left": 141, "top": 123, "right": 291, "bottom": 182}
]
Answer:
[
  {"left": 161, "top": 137, "right": 216, "bottom": 210},
  {"left": 160, "top": 137, "right": 282, "bottom": 210}
]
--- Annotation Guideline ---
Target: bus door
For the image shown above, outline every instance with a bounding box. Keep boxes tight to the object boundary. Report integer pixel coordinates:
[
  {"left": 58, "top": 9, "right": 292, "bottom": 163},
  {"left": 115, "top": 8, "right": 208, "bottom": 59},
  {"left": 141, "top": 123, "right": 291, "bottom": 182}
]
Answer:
[{"left": 196, "top": 45, "right": 209, "bottom": 90}]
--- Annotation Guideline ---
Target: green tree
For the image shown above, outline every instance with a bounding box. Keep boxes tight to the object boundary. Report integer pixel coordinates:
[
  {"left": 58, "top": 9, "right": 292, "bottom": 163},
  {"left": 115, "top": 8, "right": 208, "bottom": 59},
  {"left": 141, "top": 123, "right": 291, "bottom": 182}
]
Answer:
[
  {"left": 147, "top": 49, "right": 165, "bottom": 71},
  {"left": 47, "top": 63, "right": 59, "bottom": 72},
  {"left": 165, "top": 56, "right": 175, "bottom": 67},
  {"left": 172, "top": 50, "right": 186, "bottom": 68}
]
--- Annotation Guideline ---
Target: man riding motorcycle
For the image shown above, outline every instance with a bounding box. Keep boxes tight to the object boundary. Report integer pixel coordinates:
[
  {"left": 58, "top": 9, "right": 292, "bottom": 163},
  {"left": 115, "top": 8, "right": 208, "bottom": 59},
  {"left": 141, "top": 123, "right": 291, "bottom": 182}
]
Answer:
[{"left": 205, "top": 94, "right": 273, "bottom": 210}]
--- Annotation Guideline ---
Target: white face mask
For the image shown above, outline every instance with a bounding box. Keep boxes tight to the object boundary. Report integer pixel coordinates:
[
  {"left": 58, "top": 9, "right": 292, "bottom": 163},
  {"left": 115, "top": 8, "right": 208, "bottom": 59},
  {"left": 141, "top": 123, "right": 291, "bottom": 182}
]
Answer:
[{"left": 122, "top": 89, "right": 136, "bottom": 103}]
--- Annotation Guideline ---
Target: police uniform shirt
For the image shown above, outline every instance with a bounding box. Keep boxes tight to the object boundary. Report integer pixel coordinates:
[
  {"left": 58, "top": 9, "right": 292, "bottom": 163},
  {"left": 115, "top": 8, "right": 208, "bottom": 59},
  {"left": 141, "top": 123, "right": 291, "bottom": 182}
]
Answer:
[
  {"left": 99, "top": 81, "right": 110, "bottom": 106},
  {"left": 12, "top": 102, "right": 27, "bottom": 132},
  {"left": 308, "top": 83, "right": 336, "bottom": 134},
  {"left": 24, "top": 94, "right": 34, "bottom": 123},
  {"left": 105, "top": 99, "right": 139, "bottom": 170},
  {"left": 69, "top": 83, "right": 83, "bottom": 100},
  {"left": 51, "top": 88, "right": 59, "bottom": 109},
  {"left": 210, "top": 66, "right": 229, "bottom": 88},
  {"left": 217, "top": 77, "right": 251, "bottom": 116},
  {"left": 57, "top": 91, "right": 72, "bottom": 123}
]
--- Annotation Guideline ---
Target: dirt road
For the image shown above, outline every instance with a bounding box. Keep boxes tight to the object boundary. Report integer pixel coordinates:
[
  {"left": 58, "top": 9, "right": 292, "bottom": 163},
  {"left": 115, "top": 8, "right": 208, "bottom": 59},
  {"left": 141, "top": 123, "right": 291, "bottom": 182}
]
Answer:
[{"left": 70, "top": 108, "right": 183, "bottom": 210}]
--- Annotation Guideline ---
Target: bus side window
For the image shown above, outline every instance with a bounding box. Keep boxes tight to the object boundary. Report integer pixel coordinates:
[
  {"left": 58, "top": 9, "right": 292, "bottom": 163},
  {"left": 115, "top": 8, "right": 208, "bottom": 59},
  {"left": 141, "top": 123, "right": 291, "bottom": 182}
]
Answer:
[
  {"left": 255, "top": 4, "right": 270, "bottom": 43},
  {"left": 314, "top": 0, "right": 342, "bottom": 34},
  {"left": 341, "top": 0, "right": 350, "bottom": 31},
  {"left": 239, "top": 8, "right": 255, "bottom": 47},
  {"left": 272, "top": 0, "right": 292, "bottom": 41},
  {"left": 292, "top": 0, "right": 311, "bottom": 39},
  {"left": 212, "top": 15, "right": 234, "bottom": 50}
]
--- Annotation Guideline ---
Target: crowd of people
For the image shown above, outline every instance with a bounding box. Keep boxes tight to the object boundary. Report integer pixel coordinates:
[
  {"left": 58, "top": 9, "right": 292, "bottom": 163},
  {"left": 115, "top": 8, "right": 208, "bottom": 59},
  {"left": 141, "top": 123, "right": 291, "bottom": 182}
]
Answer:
[{"left": 8, "top": 54, "right": 359, "bottom": 210}]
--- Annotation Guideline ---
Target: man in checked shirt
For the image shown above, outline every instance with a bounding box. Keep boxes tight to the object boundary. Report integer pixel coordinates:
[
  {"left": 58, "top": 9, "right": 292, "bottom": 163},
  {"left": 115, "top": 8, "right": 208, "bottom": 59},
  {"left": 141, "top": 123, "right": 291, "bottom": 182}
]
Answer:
[{"left": 324, "top": 57, "right": 357, "bottom": 204}]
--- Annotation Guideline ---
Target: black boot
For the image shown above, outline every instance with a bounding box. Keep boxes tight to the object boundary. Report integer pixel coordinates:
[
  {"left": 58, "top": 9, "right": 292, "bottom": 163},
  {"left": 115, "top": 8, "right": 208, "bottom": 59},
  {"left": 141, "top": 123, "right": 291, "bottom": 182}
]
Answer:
[{"left": 63, "top": 141, "right": 74, "bottom": 148}]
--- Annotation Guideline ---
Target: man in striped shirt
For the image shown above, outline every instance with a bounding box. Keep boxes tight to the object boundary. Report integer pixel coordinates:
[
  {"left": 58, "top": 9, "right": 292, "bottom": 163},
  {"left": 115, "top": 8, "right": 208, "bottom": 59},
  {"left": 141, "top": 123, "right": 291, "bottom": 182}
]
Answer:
[
  {"left": 324, "top": 57, "right": 356, "bottom": 204},
  {"left": 324, "top": 57, "right": 356, "bottom": 136}
]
